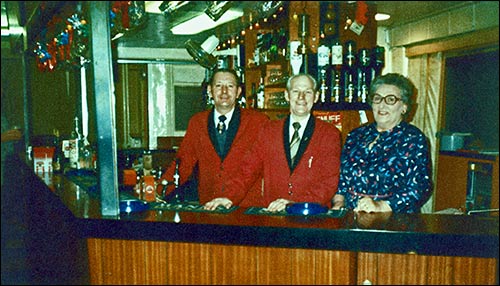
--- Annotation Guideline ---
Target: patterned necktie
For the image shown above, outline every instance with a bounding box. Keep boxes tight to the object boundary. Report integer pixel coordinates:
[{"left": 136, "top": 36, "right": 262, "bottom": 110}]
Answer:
[
  {"left": 217, "top": 115, "right": 227, "bottom": 134},
  {"left": 290, "top": 122, "right": 301, "bottom": 165}
]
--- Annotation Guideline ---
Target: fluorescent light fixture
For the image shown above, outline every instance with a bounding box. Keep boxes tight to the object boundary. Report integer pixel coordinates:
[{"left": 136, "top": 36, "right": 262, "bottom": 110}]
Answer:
[
  {"left": 1, "top": 26, "right": 24, "bottom": 36},
  {"left": 171, "top": 9, "right": 243, "bottom": 35},
  {"left": 375, "top": 13, "right": 391, "bottom": 21}
]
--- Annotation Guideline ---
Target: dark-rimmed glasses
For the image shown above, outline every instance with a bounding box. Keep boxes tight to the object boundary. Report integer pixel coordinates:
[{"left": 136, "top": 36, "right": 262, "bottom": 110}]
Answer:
[{"left": 371, "top": 94, "right": 402, "bottom": 105}]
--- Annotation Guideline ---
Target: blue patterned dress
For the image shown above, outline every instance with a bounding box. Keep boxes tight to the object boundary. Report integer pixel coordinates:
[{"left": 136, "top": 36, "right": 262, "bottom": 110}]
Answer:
[{"left": 337, "top": 121, "right": 432, "bottom": 213}]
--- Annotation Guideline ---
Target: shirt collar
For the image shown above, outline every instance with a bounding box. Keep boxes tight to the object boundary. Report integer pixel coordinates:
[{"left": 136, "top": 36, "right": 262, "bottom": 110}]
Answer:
[{"left": 215, "top": 108, "right": 235, "bottom": 125}]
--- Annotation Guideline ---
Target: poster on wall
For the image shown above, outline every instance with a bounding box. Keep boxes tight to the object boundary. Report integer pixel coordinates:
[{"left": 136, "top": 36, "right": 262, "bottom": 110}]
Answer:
[{"left": 313, "top": 111, "right": 342, "bottom": 131}]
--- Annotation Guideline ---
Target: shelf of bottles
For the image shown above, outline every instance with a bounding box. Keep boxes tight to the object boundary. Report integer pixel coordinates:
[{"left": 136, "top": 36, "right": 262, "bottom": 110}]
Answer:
[{"left": 313, "top": 42, "right": 385, "bottom": 111}]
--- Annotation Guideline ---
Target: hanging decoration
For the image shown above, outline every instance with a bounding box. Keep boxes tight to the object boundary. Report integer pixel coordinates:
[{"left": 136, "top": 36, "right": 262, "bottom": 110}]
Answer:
[
  {"left": 33, "top": 7, "right": 90, "bottom": 72},
  {"left": 33, "top": 1, "right": 148, "bottom": 72},
  {"left": 348, "top": 1, "right": 369, "bottom": 35},
  {"left": 110, "top": 1, "right": 148, "bottom": 40}
]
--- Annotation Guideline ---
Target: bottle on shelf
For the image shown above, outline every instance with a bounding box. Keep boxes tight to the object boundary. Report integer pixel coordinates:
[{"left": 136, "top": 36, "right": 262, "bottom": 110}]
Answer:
[
  {"left": 343, "top": 40, "right": 357, "bottom": 103},
  {"left": 317, "top": 44, "right": 330, "bottom": 104},
  {"left": 357, "top": 48, "right": 371, "bottom": 103},
  {"left": 69, "top": 116, "right": 81, "bottom": 169},
  {"left": 256, "top": 77, "right": 265, "bottom": 109},
  {"left": 372, "top": 46, "right": 385, "bottom": 80},
  {"left": 52, "top": 128, "right": 63, "bottom": 173},
  {"left": 250, "top": 82, "right": 257, "bottom": 109},
  {"left": 330, "top": 41, "right": 343, "bottom": 103},
  {"left": 276, "top": 28, "right": 288, "bottom": 62},
  {"left": 237, "top": 67, "right": 246, "bottom": 108}
]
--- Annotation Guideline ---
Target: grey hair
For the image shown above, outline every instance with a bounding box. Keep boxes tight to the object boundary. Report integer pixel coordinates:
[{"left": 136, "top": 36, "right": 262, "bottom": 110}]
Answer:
[
  {"left": 286, "top": 73, "right": 318, "bottom": 91},
  {"left": 368, "top": 73, "right": 416, "bottom": 120}
]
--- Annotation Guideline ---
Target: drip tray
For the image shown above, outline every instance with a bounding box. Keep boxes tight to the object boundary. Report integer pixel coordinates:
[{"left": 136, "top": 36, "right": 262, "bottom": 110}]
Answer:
[
  {"left": 245, "top": 207, "right": 347, "bottom": 218},
  {"left": 150, "top": 201, "right": 238, "bottom": 214}
]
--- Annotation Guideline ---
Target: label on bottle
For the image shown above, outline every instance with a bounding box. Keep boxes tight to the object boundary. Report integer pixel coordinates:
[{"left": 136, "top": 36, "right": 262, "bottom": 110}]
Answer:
[
  {"left": 68, "top": 139, "right": 79, "bottom": 168},
  {"left": 289, "top": 41, "right": 303, "bottom": 75},
  {"left": 331, "top": 43, "right": 343, "bottom": 66},
  {"left": 317, "top": 45, "right": 330, "bottom": 67}
]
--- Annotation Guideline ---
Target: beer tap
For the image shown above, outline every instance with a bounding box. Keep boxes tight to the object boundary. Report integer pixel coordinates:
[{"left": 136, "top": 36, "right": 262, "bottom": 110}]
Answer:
[{"left": 159, "top": 158, "right": 180, "bottom": 201}]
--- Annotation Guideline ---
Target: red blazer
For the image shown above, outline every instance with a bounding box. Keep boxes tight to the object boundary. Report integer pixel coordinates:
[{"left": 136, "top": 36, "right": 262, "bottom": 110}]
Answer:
[
  {"left": 160, "top": 107, "right": 269, "bottom": 206},
  {"left": 227, "top": 115, "right": 341, "bottom": 208}
]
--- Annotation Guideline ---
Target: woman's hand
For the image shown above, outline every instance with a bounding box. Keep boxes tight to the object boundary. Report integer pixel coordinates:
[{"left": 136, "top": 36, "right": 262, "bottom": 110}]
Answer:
[
  {"left": 355, "top": 197, "right": 392, "bottom": 213},
  {"left": 331, "top": 194, "right": 345, "bottom": 210}
]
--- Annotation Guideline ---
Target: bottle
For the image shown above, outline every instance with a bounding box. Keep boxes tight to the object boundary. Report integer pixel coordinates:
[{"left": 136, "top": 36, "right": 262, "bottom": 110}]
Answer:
[
  {"left": 331, "top": 69, "right": 342, "bottom": 103},
  {"left": 237, "top": 71, "right": 247, "bottom": 108},
  {"left": 52, "top": 128, "right": 63, "bottom": 173},
  {"left": 357, "top": 48, "right": 371, "bottom": 103},
  {"left": 256, "top": 77, "right": 265, "bottom": 109},
  {"left": 317, "top": 44, "right": 330, "bottom": 104},
  {"left": 372, "top": 46, "right": 385, "bottom": 80},
  {"left": 330, "top": 41, "right": 343, "bottom": 103},
  {"left": 69, "top": 116, "right": 81, "bottom": 169},
  {"left": 343, "top": 41, "right": 357, "bottom": 103},
  {"left": 250, "top": 82, "right": 257, "bottom": 109},
  {"left": 276, "top": 28, "right": 288, "bottom": 61},
  {"left": 173, "top": 158, "right": 180, "bottom": 202},
  {"left": 79, "top": 139, "right": 93, "bottom": 170}
]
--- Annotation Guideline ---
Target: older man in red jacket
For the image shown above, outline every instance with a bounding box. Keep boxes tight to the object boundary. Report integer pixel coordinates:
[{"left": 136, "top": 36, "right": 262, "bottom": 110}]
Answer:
[
  {"left": 209, "top": 73, "right": 341, "bottom": 212},
  {"left": 159, "top": 68, "right": 269, "bottom": 209}
]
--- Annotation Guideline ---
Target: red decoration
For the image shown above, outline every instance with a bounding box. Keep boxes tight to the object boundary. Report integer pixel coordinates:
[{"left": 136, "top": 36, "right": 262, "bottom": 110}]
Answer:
[{"left": 355, "top": 1, "right": 369, "bottom": 25}]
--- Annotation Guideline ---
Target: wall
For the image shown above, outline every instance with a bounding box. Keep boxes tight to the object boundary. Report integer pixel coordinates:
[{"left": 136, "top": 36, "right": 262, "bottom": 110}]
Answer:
[{"left": 380, "top": 1, "right": 499, "bottom": 72}]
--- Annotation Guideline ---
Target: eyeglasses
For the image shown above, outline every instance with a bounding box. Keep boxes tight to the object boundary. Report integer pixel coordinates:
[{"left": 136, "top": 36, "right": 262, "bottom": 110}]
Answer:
[{"left": 371, "top": 94, "right": 402, "bottom": 105}]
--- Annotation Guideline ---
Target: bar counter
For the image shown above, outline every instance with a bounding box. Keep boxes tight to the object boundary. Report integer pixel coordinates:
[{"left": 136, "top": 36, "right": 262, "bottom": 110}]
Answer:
[{"left": 6, "top": 154, "right": 499, "bottom": 285}]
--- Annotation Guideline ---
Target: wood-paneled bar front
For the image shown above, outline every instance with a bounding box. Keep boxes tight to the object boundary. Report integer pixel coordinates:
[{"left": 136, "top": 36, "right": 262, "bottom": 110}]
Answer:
[{"left": 9, "top": 155, "right": 498, "bottom": 285}]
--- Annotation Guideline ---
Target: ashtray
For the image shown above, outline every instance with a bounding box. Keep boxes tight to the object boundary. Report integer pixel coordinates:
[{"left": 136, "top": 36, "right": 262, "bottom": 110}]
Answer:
[
  {"left": 120, "top": 199, "right": 149, "bottom": 214},
  {"left": 285, "top": 202, "right": 328, "bottom": 216}
]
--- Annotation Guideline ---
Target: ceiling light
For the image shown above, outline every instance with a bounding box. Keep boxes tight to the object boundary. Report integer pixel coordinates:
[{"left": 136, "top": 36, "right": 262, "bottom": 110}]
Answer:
[
  {"left": 205, "top": 1, "right": 233, "bottom": 22},
  {"left": 375, "top": 13, "right": 391, "bottom": 21},
  {"left": 158, "top": 1, "right": 191, "bottom": 14},
  {"left": 171, "top": 9, "right": 243, "bottom": 35},
  {"left": 185, "top": 35, "right": 220, "bottom": 68}
]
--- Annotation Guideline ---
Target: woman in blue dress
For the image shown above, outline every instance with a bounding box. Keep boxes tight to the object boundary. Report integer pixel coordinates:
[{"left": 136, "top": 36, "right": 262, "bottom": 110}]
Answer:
[{"left": 332, "top": 73, "right": 432, "bottom": 213}]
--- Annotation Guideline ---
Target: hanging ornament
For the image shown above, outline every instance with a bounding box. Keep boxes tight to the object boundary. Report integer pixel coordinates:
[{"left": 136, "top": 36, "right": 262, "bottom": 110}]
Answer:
[{"left": 349, "top": 1, "right": 368, "bottom": 35}]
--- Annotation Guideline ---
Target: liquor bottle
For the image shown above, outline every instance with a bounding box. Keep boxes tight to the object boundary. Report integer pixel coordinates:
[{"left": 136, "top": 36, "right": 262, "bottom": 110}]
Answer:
[
  {"left": 256, "top": 77, "right": 265, "bottom": 109},
  {"left": 343, "top": 41, "right": 357, "bottom": 103},
  {"left": 276, "top": 28, "right": 288, "bottom": 61},
  {"left": 237, "top": 69, "right": 247, "bottom": 108},
  {"left": 330, "top": 41, "right": 343, "bottom": 103},
  {"left": 250, "top": 82, "right": 257, "bottom": 109},
  {"left": 52, "top": 128, "right": 63, "bottom": 173},
  {"left": 78, "top": 136, "right": 92, "bottom": 170},
  {"left": 69, "top": 116, "right": 81, "bottom": 169},
  {"left": 331, "top": 69, "right": 342, "bottom": 103},
  {"left": 357, "top": 48, "right": 371, "bottom": 103},
  {"left": 238, "top": 90, "right": 247, "bottom": 108},
  {"left": 372, "top": 46, "right": 385, "bottom": 80},
  {"left": 317, "top": 44, "right": 330, "bottom": 104},
  {"left": 289, "top": 41, "right": 302, "bottom": 75}
]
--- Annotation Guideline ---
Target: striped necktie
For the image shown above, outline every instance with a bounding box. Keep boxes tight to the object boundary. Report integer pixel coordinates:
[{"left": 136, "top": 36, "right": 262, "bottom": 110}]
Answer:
[{"left": 290, "top": 122, "right": 301, "bottom": 165}]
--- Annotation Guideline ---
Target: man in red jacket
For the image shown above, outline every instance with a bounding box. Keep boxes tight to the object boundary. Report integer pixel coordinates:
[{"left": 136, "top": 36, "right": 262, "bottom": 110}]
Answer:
[
  {"left": 216, "top": 73, "right": 342, "bottom": 212},
  {"left": 159, "top": 68, "right": 269, "bottom": 209}
]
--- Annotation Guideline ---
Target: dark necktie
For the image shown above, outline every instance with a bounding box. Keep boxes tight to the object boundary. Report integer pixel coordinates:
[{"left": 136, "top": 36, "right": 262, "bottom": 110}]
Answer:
[
  {"left": 290, "top": 122, "right": 301, "bottom": 165},
  {"left": 217, "top": 115, "right": 227, "bottom": 134}
]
